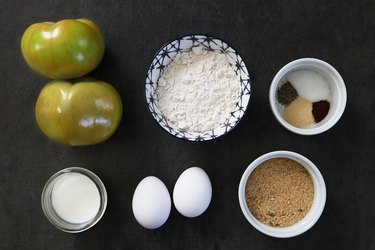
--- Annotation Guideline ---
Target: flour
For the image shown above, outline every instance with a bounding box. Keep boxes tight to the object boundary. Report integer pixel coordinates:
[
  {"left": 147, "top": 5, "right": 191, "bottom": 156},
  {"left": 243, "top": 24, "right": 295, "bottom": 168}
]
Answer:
[{"left": 157, "top": 48, "right": 241, "bottom": 133}]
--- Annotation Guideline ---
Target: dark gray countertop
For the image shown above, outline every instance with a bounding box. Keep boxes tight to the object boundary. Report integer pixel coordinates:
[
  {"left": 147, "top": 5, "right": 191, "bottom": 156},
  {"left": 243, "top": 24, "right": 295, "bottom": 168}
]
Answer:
[{"left": 1, "top": 0, "right": 374, "bottom": 249}]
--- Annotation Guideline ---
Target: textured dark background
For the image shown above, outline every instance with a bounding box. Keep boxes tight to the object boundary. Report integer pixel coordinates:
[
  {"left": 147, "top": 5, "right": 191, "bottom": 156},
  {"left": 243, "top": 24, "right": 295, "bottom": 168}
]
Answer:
[{"left": 1, "top": 0, "right": 374, "bottom": 249}]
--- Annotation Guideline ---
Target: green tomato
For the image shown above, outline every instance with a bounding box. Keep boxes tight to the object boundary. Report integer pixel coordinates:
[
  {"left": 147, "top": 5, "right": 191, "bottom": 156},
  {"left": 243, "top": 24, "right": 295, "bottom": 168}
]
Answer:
[
  {"left": 35, "top": 79, "right": 122, "bottom": 146},
  {"left": 21, "top": 19, "right": 105, "bottom": 79}
]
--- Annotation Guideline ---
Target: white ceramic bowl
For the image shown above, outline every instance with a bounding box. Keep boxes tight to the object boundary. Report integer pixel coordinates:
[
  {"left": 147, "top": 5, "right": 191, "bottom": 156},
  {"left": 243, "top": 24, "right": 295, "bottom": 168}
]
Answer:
[
  {"left": 238, "top": 151, "right": 326, "bottom": 238},
  {"left": 269, "top": 58, "right": 347, "bottom": 135},
  {"left": 145, "top": 34, "right": 251, "bottom": 141}
]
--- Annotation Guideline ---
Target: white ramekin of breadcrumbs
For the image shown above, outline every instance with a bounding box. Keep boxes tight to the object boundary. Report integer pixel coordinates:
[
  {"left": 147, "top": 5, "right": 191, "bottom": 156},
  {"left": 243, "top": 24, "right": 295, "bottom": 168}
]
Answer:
[{"left": 238, "top": 151, "right": 326, "bottom": 238}]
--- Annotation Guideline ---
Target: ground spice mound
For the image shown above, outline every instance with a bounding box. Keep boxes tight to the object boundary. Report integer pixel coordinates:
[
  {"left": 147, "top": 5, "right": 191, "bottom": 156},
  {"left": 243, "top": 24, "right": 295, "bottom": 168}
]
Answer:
[
  {"left": 283, "top": 97, "right": 314, "bottom": 128},
  {"left": 277, "top": 81, "right": 298, "bottom": 106},
  {"left": 245, "top": 158, "right": 314, "bottom": 227},
  {"left": 312, "top": 100, "right": 330, "bottom": 123}
]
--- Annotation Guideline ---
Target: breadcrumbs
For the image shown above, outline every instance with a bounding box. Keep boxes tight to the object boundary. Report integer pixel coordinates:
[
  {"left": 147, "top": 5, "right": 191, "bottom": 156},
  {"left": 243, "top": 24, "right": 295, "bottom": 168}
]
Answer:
[{"left": 245, "top": 158, "right": 314, "bottom": 227}]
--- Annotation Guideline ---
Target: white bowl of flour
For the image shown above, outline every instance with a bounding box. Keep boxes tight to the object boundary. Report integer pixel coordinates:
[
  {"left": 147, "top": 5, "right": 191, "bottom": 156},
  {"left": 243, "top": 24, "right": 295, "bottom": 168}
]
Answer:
[{"left": 145, "top": 35, "right": 251, "bottom": 141}]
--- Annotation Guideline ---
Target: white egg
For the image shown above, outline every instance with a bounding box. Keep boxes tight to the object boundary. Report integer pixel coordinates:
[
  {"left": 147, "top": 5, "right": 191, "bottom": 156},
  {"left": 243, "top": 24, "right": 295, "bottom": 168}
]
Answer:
[
  {"left": 132, "top": 176, "right": 171, "bottom": 229},
  {"left": 173, "top": 167, "right": 212, "bottom": 218}
]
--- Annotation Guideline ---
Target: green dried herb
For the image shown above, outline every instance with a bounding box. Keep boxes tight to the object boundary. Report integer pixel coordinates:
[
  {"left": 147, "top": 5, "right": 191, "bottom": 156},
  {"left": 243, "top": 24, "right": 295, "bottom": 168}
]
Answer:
[{"left": 266, "top": 211, "right": 275, "bottom": 217}]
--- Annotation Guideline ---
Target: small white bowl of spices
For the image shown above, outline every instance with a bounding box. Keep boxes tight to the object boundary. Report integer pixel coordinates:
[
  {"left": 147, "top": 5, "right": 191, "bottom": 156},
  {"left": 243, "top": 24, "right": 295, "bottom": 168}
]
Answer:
[
  {"left": 238, "top": 151, "right": 326, "bottom": 238},
  {"left": 269, "top": 58, "right": 347, "bottom": 135},
  {"left": 145, "top": 34, "right": 251, "bottom": 141}
]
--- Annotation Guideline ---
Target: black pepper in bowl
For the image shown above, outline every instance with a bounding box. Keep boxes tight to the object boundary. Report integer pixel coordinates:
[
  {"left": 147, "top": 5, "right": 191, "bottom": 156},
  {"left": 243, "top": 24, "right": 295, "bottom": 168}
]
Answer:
[{"left": 277, "top": 81, "right": 298, "bottom": 106}]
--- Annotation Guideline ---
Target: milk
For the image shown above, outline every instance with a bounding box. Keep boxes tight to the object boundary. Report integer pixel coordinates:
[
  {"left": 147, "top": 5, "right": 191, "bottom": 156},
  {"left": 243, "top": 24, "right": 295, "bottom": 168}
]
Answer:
[{"left": 51, "top": 172, "right": 100, "bottom": 224}]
